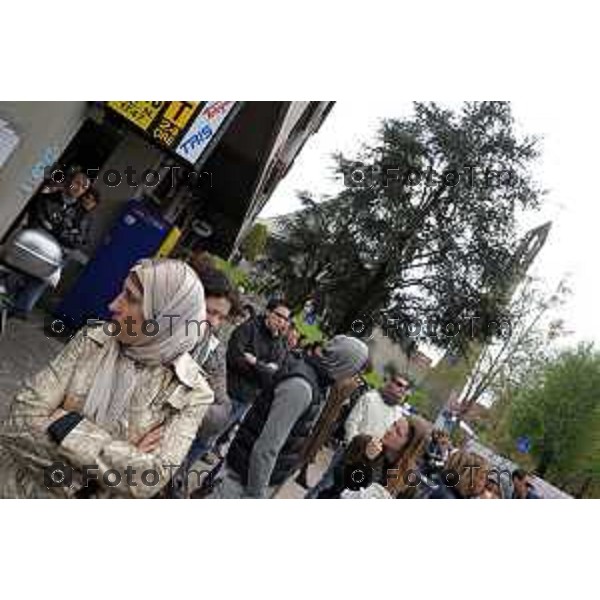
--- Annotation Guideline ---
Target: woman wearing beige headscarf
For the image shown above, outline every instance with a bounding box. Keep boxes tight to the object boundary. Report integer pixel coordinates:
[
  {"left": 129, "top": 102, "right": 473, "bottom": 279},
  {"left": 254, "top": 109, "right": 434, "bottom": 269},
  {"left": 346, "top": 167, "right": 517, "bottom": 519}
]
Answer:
[{"left": 0, "top": 258, "right": 214, "bottom": 498}]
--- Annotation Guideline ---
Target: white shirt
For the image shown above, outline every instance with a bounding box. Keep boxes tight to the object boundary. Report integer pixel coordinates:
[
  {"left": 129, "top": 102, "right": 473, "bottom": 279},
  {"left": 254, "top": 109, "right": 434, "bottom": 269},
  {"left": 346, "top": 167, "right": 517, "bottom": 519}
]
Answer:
[
  {"left": 341, "top": 483, "right": 392, "bottom": 499},
  {"left": 344, "top": 389, "right": 406, "bottom": 443}
]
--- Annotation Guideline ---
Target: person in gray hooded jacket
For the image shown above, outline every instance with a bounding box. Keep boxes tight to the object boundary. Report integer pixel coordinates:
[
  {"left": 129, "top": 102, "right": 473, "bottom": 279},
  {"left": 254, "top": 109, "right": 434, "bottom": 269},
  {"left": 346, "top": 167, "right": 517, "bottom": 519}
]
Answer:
[
  {"left": 209, "top": 335, "right": 369, "bottom": 499},
  {"left": 165, "top": 262, "right": 239, "bottom": 497}
]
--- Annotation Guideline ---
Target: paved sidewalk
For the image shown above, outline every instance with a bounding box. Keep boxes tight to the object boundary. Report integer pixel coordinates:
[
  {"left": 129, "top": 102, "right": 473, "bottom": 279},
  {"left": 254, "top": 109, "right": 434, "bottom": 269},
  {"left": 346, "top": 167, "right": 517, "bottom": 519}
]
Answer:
[
  {"left": 0, "top": 310, "right": 64, "bottom": 420},
  {"left": 188, "top": 446, "right": 333, "bottom": 499},
  {"left": 275, "top": 449, "right": 332, "bottom": 499}
]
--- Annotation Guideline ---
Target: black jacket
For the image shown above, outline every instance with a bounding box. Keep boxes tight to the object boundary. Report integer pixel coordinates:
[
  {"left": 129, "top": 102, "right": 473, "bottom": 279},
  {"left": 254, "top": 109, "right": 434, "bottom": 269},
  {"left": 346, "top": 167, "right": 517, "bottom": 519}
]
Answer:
[
  {"left": 227, "top": 355, "right": 331, "bottom": 486},
  {"left": 28, "top": 190, "right": 92, "bottom": 249},
  {"left": 226, "top": 315, "right": 287, "bottom": 404},
  {"left": 512, "top": 485, "right": 541, "bottom": 499}
]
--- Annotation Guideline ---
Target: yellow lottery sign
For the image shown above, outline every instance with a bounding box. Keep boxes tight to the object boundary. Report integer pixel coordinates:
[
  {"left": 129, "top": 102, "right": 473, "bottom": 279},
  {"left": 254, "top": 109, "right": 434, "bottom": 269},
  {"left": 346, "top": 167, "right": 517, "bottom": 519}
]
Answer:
[
  {"left": 107, "top": 101, "right": 165, "bottom": 130},
  {"left": 106, "top": 101, "right": 235, "bottom": 163},
  {"left": 151, "top": 101, "right": 200, "bottom": 147}
]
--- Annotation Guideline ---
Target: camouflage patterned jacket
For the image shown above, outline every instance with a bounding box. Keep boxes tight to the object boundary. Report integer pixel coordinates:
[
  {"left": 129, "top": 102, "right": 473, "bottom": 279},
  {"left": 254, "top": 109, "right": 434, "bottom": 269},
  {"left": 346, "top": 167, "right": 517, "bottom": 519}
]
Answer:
[
  {"left": 193, "top": 336, "right": 231, "bottom": 440},
  {"left": 0, "top": 327, "right": 214, "bottom": 498}
]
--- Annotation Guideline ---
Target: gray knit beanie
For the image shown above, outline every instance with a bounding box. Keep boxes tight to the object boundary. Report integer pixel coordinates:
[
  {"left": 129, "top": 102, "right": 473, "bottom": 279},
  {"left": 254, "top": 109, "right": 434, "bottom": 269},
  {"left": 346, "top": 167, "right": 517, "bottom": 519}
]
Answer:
[{"left": 319, "top": 335, "right": 369, "bottom": 382}]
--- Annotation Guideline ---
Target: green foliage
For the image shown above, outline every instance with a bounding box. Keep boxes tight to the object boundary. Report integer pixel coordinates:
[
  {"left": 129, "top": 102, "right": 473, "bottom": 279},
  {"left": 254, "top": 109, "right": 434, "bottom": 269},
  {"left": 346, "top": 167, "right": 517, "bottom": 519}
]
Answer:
[
  {"left": 364, "top": 369, "right": 384, "bottom": 389},
  {"left": 407, "top": 388, "right": 433, "bottom": 418},
  {"left": 450, "top": 428, "right": 467, "bottom": 448},
  {"left": 459, "top": 277, "right": 571, "bottom": 411},
  {"left": 507, "top": 344, "right": 600, "bottom": 496},
  {"left": 266, "top": 102, "right": 544, "bottom": 351},
  {"left": 240, "top": 223, "right": 268, "bottom": 262},
  {"left": 293, "top": 313, "right": 325, "bottom": 343},
  {"left": 212, "top": 256, "right": 252, "bottom": 291},
  {"left": 383, "top": 361, "right": 399, "bottom": 380}
]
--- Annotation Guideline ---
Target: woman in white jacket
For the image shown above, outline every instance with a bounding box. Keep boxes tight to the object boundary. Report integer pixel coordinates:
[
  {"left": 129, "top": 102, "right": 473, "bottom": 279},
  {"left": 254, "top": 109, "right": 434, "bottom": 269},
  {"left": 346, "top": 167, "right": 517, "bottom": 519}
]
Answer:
[{"left": 306, "top": 374, "right": 412, "bottom": 498}]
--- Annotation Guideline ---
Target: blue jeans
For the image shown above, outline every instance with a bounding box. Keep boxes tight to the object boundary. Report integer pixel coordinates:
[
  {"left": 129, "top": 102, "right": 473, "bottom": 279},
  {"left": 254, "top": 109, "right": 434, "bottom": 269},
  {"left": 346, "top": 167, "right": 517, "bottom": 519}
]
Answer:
[
  {"left": 169, "top": 398, "right": 250, "bottom": 498},
  {"left": 213, "top": 398, "right": 250, "bottom": 449},
  {"left": 185, "top": 436, "right": 213, "bottom": 469}
]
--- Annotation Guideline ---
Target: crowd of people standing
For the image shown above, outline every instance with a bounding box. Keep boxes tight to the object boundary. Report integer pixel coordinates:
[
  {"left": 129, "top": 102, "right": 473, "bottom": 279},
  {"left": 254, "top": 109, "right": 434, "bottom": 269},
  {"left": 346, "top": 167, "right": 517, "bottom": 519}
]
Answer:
[{"left": 0, "top": 223, "right": 543, "bottom": 499}]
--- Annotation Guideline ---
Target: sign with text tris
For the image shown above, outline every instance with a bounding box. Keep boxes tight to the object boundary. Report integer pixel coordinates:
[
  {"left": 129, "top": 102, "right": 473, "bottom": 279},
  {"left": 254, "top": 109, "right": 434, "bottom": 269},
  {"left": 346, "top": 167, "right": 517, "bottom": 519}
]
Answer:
[
  {"left": 174, "top": 101, "right": 236, "bottom": 164},
  {"left": 106, "top": 101, "right": 236, "bottom": 166}
]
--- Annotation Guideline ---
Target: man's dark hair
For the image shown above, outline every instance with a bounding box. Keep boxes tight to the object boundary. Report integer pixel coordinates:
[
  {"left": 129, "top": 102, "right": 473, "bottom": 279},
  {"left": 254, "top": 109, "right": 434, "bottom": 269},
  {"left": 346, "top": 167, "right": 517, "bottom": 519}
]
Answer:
[
  {"left": 190, "top": 261, "right": 240, "bottom": 313},
  {"left": 389, "top": 372, "right": 413, "bottom": 386},
  {"left": 242, "top": 303, "right": 256, "bottom": 318},
  {"left": 266, "top": 297, "right": 289, "bottom": 312},
  {"left": 306, "top": 341, "right": 324, "bottom": 357},
  {"left": 68, "top": 169, "right": 90, "bottom": 184},
  {"left": 512, "top": 468, "right": 528, "bottom": 481}
]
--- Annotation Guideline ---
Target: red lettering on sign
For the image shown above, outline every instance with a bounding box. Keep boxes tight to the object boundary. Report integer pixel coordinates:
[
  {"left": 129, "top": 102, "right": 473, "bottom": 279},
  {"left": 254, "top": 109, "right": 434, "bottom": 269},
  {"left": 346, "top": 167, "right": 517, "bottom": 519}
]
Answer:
[{"left": 203, "top": 101, "right": 233, "bottom": 121}]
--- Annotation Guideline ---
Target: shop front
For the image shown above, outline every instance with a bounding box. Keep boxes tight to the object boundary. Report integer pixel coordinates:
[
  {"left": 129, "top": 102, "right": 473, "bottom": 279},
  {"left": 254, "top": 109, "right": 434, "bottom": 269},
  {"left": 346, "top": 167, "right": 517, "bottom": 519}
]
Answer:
[{"left": 1, "top": 100, "right": 333, "bottom": 329}]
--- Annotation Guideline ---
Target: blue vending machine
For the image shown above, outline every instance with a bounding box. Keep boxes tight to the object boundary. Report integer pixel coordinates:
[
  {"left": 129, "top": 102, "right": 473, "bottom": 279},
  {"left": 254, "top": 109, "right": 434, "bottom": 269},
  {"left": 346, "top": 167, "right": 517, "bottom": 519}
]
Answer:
[{"left": 56, "top": 199, "right": 171, "bottom": 328}]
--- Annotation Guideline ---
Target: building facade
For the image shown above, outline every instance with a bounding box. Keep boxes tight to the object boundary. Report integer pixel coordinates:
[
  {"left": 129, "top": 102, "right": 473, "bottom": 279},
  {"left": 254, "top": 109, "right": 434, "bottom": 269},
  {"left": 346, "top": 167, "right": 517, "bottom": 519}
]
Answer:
[
  {"left": 0, "top": 101, "right": 334, "bottom": 257},
  {"left": 0, "top": 101, "right": 334, "bottom": 323}
]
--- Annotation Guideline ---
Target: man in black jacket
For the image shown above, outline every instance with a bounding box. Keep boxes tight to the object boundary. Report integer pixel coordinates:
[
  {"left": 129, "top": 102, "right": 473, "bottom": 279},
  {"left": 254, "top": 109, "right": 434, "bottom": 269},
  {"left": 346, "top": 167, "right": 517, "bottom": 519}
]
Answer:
[
  {"left": 12, "top": 173, "right": 98, "bottom": 316},
  {"left": 226, "top": 298, "right": 290, "bottom": 408},
  {"left": 27, "top": 171, "right": 93, "bottom": 246},
  {"left": 207, "top": 299, "right": 290, "bottom": 456}
]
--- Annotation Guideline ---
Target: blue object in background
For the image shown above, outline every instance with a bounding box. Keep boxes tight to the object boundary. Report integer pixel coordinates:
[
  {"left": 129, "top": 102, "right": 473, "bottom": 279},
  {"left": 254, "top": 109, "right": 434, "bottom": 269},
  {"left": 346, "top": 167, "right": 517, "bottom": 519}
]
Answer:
[
  {"left": 304, "top": 312, "right": 317, "bottom": 325},
  {"left": 55, "top": 199, "right": 170, "bottom": 329},
  {"left": 516, "top": 436, "right": 531, "bottom": 454}
]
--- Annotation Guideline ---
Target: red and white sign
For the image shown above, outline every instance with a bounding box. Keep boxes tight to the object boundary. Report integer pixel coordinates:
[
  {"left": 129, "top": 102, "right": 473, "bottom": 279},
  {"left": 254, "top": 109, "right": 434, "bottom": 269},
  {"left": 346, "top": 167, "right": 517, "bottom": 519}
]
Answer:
[{"left": 175, "top": 101, "right": 235, "bottom": 164}]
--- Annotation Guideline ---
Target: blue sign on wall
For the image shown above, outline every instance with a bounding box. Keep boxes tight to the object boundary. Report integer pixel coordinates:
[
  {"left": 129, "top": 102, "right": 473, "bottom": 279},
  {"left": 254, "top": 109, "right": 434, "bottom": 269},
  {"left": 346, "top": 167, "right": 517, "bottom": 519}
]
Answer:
[{"left": 516, "top": 436, "right": 531, "bottom": 454}]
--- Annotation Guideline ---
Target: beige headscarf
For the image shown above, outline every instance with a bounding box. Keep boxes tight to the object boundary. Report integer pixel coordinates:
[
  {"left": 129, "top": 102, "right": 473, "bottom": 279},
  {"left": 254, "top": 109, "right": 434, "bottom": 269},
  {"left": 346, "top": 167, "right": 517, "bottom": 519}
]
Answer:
[{"left": 82, "top": 258, "right": 206, "bottom": 426}]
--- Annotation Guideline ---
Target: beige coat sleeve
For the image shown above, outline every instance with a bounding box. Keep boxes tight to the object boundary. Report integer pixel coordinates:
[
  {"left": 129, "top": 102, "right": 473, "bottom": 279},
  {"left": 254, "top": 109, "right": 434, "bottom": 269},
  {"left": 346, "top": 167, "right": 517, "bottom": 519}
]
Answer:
[
  {"left": 55, "top": 379, "right": 214, "bottom": 499},
  {"left": 10, "top": 330, "right": 89, "bottom": 433}
]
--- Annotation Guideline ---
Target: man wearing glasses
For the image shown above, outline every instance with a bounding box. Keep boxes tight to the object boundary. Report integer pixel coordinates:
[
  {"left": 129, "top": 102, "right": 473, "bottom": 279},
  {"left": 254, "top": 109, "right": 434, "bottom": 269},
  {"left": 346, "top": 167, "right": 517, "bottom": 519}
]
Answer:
[{"left": 225, "top": 297, "right": 291, "bottom": 425}]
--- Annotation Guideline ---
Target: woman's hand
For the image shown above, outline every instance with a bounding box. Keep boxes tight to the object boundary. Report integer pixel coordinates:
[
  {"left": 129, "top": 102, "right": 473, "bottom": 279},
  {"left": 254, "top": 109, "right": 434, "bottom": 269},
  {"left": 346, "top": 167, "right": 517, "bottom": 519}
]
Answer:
[
  {"left": 62, "top": 394, "right": 84, "bottom": 412},
  {"left": 49, "top": 408, "right": 69, "bottom": 422},
  {"left": 36, "top": 407, "right": 70, "bottom": 434},
  {"left": 365, "top": 438, "right": 383, "bottom": 460},
  {"left": 244, "top": 352, "right": 258, "bottom": 366},
  {"left": 38, "top": 396, "right": 83, "bottom": 432},
  {"left": 135, "top": 424, "right": 163, "bottom": 453}
]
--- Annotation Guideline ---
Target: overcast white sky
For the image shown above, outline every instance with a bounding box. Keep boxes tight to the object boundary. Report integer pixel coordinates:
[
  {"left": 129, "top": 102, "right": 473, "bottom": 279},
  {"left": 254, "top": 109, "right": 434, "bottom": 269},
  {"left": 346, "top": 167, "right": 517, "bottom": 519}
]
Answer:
[{"left": 260, "top": 101, "right": 599, "bottom": 347}]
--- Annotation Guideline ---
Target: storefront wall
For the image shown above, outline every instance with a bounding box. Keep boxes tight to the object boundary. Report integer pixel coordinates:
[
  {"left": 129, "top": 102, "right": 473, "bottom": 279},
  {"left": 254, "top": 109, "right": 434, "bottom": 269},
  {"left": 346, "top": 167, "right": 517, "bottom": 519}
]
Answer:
[
  {"left": 85, "top": 132, "right": 164, "bottom": 255},
  {"left": 233, "top": 102, "right": 332, "bottom": 252},
  {"left": 0, "top": 101, "right": 87, "bottom": 241}
]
